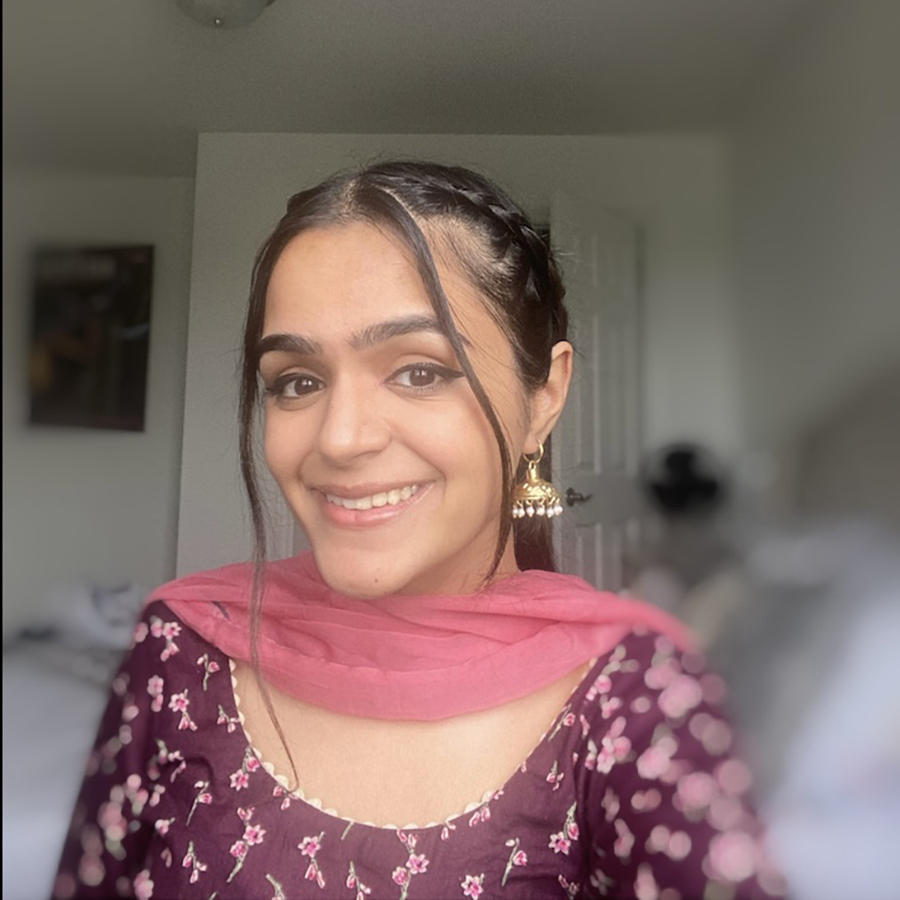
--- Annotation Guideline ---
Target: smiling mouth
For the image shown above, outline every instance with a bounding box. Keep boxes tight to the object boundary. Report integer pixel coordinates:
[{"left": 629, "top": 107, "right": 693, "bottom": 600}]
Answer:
[{"left": 323, "top": 484, "right": 420, "bottom": 511}]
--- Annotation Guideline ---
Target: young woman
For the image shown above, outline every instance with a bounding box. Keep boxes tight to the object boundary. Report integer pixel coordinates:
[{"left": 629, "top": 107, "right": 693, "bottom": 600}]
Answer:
[{"left": 54, "top": 162, "right": 786, "bottom": 899}]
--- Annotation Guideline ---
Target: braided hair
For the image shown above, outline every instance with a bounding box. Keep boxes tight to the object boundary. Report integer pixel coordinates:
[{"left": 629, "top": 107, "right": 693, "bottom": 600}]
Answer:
[{"left": 240, "top": 160, "right": 569, "bottom": 586}]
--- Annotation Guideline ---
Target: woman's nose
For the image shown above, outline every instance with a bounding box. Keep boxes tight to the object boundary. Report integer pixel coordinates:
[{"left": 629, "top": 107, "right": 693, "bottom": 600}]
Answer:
[{"left": 314, "top": 379, "right": 390, "bottom": 465}]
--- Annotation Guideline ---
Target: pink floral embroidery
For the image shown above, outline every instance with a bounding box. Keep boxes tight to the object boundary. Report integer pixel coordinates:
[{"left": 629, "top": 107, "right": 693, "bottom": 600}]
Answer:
[
  {"left": 558, "top": 874, "right": 580, "bottom": 898},
  {"left": 229, "top": 770, "right": 250, "bottom": 791},
  {"left": 299, "top": 830, "right": 327, "bottom": 891},
  {"left": 677, "top": 771, "right": 719, "bottom": 814},
  {"left": 149, "top": 617, "right": 181, "bottom": 660},
  {"left": 168, "top": 691, "right": 188, "bottom": 712},
  {"left": 634, "top": 862, "right": 660, "bottom": 900},
  {"left": 167, "top": 690, "right": 197, "bottom": 731},
  {"left": 549, "top": 800, "right": 580, "bottom": 855},
  {"left": 346, "top": 862, "right": 373, "bottom": 899},
  {"left": 706, "top": 830, "right": 757, "bottom": 883},
  {"left": 154, "top": 818, "right": 174, "bottom": 836},
  {"left": 502, "top": 838, "right": 528, "bottom": 886},
  {"left": 197, "top": 653, "right": 221, "bottom": 691},
  {"left": 133, "top": 869, "right": 154, "bottom": 900},
  {"left": 181, "top": 840, "right": 207, "bottom": 884},
  {"left": 216, "top": 703, "right": 240, "bottom": 733},
  {"left": 690, "top": 713, "right": 733, "bottom": 756},
  {"left": 273, "top": 784, "right": 293, "bottom": 810},
  {"left": 636, "top": 734, "right": 678, "bottom": 780},
  {"left": 600, "top": 696, "right": 622, "bottom": 719},
  {"left": 590, "top": 866, "right": 614, "bottom": 895},
  {"left": 601, "top": 788, "right": 620, "bottom": 822},
  {"left": 546, "top": 759, "right": 565, "bottom": 791},
  {"left": 244, "top": 823, "right": 267, "bottom": 846},
  {"left": 187, "top": 780, "right": 212, "bottom": 825},
  {"left": 658, "top": 674, "right": 704, "bottom": 719},
  {"left": 715, "top": 759, "right": 753, "bottom": 796},
  {"left": 614, "top": 818, "right": 635, "bottom": 858},
  {"left": 147, "top": 676, "right": 164, "bottom": 713},
  {"left": 586, "top": 673, "right": 613, "bottom": 702},
  {"left": 644, "top": 657, "right": 679, "bottom": 691},
  {"left": 227, "top": 808, "right": 264, "bottom": 883},
  {"left": 549, "top": 832, "right": 571, "bottom": 855},
  {"left": 229, "top": 747, "right": 260, "bottom": 791},
  {"left": 393, "top": 831, "right": 428, "bottom": 898},
  {"left": 631, "top": 789, "right": 662, "bottom": 812},
  {"left": 461, "top": 873, "right": 485, "bottom": 898},
  {"left": 666, "top": 831, "right": 692, "bottom": 861},
  {"left": 595, "top": 716, "right": 632, "bottom": 773}
]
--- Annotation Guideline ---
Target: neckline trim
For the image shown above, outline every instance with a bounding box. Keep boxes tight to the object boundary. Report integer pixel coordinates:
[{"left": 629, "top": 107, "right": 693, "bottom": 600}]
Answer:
[{"left": 227, "top": 654, "right": 599, "bottom": 831}]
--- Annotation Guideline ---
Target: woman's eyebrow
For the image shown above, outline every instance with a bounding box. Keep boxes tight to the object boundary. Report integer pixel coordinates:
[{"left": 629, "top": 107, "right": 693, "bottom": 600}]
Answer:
[
  {"left": 258, "top": 315, "right": 470, "bottom": 359},
  {"left": 257, "top": 333, "right": 322, "bottom": 358},
  {"left": 349, "top": 314, "right": 470, "bottom": 351}
]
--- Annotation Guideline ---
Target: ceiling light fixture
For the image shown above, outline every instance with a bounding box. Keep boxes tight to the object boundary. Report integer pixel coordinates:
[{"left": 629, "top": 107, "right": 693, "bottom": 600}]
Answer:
[{"left": 175, "top": 0, "right": 278, "bottom": 30}]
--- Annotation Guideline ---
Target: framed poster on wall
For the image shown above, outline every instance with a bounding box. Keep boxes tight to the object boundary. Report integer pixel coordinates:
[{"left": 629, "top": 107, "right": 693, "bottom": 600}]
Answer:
[{"left": 27, "top": 245, "right": 155, "bottom": 431}]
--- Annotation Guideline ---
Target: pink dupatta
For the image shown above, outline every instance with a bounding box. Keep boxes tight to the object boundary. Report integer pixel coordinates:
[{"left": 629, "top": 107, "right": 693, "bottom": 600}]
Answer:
[{"left": 149, "top": 552, "right": 695, "bottom": 720}]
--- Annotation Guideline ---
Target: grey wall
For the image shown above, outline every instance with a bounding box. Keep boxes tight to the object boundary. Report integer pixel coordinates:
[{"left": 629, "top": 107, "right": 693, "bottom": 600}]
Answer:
[
  {"left": 729, "top": 0, "right": 900, "bottom": 455},
  {"left": 2, "top": 171, "right": 195, "bottom": 637}
]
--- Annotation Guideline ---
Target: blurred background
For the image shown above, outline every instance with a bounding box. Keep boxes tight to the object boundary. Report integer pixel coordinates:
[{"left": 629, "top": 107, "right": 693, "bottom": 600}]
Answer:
[{"left": 3, "top": 2, "right": 898, "bottom": 898}]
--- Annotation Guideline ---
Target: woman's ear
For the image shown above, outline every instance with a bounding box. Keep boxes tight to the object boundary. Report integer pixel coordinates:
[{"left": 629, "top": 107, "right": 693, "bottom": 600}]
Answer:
[{"left": 523, "top": 341, "right": 573, "bottom": 454}]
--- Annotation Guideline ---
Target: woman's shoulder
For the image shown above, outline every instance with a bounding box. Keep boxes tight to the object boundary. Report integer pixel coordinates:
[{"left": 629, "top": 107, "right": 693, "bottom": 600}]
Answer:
[
  {"left": 122, "top": 599, "right": 227, "bottom": 675},
  {"left": 567, "top": 625, "right": 733, "bottom": 759}
]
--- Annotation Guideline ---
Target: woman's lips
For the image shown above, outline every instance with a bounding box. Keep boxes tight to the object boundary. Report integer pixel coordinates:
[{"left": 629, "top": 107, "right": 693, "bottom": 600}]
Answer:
[{"left": 314, "top": 483, "right": 431, "bottom": 527}]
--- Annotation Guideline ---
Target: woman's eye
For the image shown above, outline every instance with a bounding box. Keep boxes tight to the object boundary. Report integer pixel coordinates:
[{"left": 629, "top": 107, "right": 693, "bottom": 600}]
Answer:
[
  {"left": 390, "top": 363, "right": 464, "bottom": 392},
  {"left": 267, "top": 373, "right": 324, "bottom": 400}
]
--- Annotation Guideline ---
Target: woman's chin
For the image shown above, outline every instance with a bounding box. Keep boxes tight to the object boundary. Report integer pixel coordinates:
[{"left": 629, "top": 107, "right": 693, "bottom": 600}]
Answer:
[{"left": 312, "top": 553, "right": 408, "bottom": 600}]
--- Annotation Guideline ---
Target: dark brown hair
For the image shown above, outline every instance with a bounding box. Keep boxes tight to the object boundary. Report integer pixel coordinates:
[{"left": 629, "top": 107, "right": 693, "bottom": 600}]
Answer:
[{"left": 238, "top": 161, "right": 569, "bottom": 777}]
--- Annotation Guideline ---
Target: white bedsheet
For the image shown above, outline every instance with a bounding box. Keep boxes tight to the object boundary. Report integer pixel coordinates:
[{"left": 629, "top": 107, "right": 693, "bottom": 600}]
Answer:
[{"left": 2, "top": 645, "right": 109, "bottom": 900}]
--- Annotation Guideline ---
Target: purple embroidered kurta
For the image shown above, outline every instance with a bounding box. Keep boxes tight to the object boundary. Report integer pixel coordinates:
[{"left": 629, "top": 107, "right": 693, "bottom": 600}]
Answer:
[{"left": 53, "top": 601, "right": 786, "bottom": 899}]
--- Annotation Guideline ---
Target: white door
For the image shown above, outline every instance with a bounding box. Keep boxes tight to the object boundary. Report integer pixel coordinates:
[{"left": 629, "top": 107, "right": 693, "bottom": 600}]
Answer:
[{"left": 550, "top": 193, "right": 643, "bottom": 591}]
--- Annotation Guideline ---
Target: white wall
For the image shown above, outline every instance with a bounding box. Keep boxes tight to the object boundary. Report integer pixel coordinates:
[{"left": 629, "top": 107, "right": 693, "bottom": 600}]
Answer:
[
  {"left": 729, "top": 0, "right": 900, "bottom": 454},
  {"left": 2, "top": 171, "right": 195, "bottom": 637},
  {"left": 178, "top": 132, "right": 737, "bottom": 574}
]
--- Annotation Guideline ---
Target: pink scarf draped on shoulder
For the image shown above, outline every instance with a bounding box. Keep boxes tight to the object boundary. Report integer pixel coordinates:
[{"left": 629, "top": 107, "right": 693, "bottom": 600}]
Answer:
[{"left": 149, "top": 552, "right": 695, "bottom": 721}]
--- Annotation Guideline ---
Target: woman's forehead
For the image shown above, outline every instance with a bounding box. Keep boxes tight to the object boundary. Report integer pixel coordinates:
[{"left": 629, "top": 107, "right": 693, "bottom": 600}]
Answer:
[{"left": 264, "top": 222, "right": 495, "bottom": 346}]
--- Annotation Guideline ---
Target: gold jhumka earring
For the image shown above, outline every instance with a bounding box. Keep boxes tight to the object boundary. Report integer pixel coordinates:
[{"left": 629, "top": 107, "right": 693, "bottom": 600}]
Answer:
[{"left": 512, "top": 442, "right": 563, "bottom": 519}]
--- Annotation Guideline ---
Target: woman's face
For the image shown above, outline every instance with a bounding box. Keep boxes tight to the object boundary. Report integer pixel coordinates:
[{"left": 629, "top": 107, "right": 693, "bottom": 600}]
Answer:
[{"left": 260, "top": 221, "right": 531, "bottom": 598}]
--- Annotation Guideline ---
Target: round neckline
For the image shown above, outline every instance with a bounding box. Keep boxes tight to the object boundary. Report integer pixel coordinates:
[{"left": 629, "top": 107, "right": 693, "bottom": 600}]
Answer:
[{"left": 227, "top": 654, "right": 600, "bottom": 832}]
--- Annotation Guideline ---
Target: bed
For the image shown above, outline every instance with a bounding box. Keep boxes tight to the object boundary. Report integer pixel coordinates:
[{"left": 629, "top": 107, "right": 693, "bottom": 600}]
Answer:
[{"left": 2, "top": 582, "right": 147, "bottom": 900}]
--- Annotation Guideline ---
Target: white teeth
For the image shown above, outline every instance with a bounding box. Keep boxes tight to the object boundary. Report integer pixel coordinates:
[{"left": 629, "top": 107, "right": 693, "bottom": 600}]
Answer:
[{"left": 325, "top": 484, "right": 419, "bottom": 510}]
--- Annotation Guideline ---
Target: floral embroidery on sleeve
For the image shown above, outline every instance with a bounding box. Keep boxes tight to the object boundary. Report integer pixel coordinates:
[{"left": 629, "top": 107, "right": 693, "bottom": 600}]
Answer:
[{"left": 149, "top": 616, "right": 181, "bottom": 660}]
